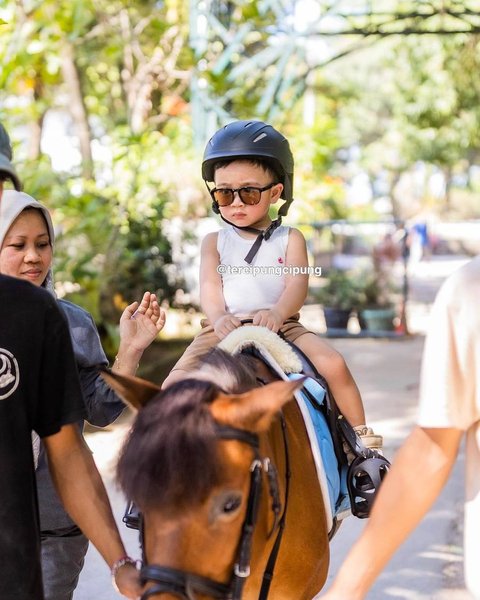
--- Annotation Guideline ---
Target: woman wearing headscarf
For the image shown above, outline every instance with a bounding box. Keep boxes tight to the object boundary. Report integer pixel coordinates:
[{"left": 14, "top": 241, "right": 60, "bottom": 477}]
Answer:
[{"left": 0, "top": 190, "right": 166, "bottom": 600}]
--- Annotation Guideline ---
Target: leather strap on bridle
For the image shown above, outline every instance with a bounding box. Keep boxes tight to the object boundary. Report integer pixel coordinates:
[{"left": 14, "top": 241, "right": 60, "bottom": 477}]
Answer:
[
  {"left": 258, "top": 414, "right": 290, "bottom": 599},
  {"left": 264, "top": 458, "right": 281, "bottom": 537},
  {"left": 229, "top": 458, "right": 263, "bottom": 599},
  {"left": 140, "top": 565, "right": 230, "bottom": 600}
]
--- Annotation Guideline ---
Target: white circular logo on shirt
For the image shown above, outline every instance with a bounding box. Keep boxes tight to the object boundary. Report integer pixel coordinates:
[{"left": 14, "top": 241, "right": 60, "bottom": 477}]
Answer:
[{"left": 0, "top": 349, "right": 19, "bottom": 400}]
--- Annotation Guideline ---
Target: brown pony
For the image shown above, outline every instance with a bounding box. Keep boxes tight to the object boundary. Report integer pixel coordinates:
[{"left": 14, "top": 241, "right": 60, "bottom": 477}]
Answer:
[{"left": 105, "top": 348, "right": 330, "bottom": 600}]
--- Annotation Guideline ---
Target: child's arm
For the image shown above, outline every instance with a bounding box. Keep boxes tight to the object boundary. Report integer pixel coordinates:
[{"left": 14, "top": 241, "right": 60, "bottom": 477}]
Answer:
[
  {"left": 252, "top": 228, "right": 309, "bottom": 331},
  {"left": 200, "top": 232, "right": 242, "bottom": 339}
]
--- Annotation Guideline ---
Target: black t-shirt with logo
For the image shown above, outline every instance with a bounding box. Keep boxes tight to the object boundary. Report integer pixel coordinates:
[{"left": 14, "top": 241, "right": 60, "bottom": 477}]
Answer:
[{"left": 0, "top": 275, "right": 86, "bottom": 599}]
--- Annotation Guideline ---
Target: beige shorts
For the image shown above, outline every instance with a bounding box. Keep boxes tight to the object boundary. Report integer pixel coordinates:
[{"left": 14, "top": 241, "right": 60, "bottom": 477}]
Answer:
[{"left": 170, "top": 315, "right": 311, "bottom": 374}]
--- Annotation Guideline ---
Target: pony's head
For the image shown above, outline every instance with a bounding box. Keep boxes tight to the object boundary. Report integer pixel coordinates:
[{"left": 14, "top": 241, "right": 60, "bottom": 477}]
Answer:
[
  {"left": 117, "top": 377, "right": 222, "bottom": 515},
  {"left": 104, "top": 349, "right": 303, "bottom": 598}
]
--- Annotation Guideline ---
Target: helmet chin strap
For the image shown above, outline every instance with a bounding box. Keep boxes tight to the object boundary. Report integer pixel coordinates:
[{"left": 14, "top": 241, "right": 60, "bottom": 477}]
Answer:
[
  {"left": 215, "top": 209, "right": 282, "bottom": 264},
  {"left": 212, "top": 194, "right": 293, "bottom": 264}
]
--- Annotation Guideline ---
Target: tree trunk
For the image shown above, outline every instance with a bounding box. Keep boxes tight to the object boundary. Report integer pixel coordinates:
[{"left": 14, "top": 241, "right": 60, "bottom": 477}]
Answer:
[
  {"left": 443, "top": 166, "right": 452, "bottom": 209},
  {"left": 26, "top": 76, "right": 47, "bottom": 160},
  {"left": 98, "top": 223, "right": 124, "bottom": 325},
  {"left": 27, "top": 114, "right": 44, "bottom": 161},
  {"left": 61, "top": 41, "right": 94, "bottom": 179},
  {"left": 389, "top": 170, "right": 403, "bottom": 219}
]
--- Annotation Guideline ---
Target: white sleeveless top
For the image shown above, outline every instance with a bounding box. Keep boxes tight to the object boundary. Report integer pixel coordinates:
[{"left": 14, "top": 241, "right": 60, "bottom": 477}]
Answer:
[{"left": 217, "top": 225, "right": 290, "bottom": 316}]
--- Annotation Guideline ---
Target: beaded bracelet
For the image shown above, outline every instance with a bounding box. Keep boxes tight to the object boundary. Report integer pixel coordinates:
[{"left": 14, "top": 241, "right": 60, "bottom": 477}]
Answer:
[
  {"left": 111, "top": 555, "right": 138, "bottom": 578},
  {"left": 113, "top": 355, "right": 139, "bottom": 372}
]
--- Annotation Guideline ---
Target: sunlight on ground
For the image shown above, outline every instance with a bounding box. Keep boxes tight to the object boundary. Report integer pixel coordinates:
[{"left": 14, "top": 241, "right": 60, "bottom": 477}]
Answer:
[
  {"left": 158, "top": 308, "right": 203, "bottom": 340},
  {"left": 85, "top": 425, "right": 131, "bottom": 476}
]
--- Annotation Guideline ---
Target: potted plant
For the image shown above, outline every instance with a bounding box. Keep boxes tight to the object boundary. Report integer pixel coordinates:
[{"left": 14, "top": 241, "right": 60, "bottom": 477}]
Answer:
[
  {"left": 313, "top": 270, "right": 362, "bottom": 330},
  {"left": 356, "top": 270, "right": 397, "bottom": 332}
]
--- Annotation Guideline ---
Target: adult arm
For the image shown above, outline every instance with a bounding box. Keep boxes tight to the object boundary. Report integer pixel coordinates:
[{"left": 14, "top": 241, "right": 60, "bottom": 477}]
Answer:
[
  {"left": 200, "top": 232, "right": 241, "bottom": 338},
  {"left": 253, "top": 228, "right": 309, "bottom": 331},
  {"left": 66, "top": 292, "right": 165, "bottom": 426},
  {"left": 43, "top": 423, "right": 141, "bottom": 599},
  {"left": 59, "top": 299, "right": 122, "bottom": 425},
  {"left": 318, "top": 425, "right": 463, "bottom": 600}
]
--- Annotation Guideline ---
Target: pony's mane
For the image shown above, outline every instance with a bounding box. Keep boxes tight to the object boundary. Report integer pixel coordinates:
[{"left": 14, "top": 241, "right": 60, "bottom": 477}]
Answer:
[
  {"left": 196, "top": 347, "right": 258, "bottom": 392},
  {"left": 117, "top": 378, "right": 220, "bottom": 513},
  {"left": 117, "top": 349, "right": 257, "bottom": 513}
]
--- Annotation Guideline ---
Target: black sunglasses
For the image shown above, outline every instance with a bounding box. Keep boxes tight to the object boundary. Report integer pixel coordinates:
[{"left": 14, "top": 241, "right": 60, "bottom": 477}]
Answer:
[{"left": 209, "top": 182, "right": 277, "bottom": 207}]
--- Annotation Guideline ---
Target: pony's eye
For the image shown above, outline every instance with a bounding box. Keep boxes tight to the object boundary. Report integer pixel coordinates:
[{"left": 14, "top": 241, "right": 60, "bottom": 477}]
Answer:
[{"left": 222, "top": 495, "right": 242, "bottom": 514}]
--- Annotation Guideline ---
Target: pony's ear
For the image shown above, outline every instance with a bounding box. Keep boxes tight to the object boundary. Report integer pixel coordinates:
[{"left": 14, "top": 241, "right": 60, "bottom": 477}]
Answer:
[
  {"left": 210, "top": 378, "right": 305, "bottom": 433},
  {"left": 100, "top": 368, "right": 162, "bottom": 412}
]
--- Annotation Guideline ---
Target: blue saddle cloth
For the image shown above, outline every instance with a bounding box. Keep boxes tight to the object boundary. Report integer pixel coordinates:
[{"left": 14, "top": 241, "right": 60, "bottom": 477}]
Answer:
[{"left": 288, "top": 374, "right": 350, "bottom": 520}]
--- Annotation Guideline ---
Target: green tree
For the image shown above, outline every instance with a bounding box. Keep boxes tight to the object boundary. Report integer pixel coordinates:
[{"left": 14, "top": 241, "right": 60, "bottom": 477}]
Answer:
[
  {"left": 0, "top": 0, "right": 194, "bottom": 341},
  {"left": 327, "top": 33, "right": 480, "bottom": 218}
]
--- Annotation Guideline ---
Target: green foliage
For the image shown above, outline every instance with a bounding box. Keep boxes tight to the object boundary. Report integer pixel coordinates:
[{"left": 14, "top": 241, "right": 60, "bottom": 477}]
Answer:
[
  {"left": 313, "top": 267, "right": 398, "bottom": 311},
  {"left": 355, "top": 271, "right": 396, "bottom": 309},
  {"left": 197, "top": 1, "right": 311, "bottom": 122},
  {"left": 312, "top": 270, "right": 362, "bottom": 310},
  {"left": 330, "top": 33, "right": 480, "bottom": 217},
  {"left": 0, "top": 0, "right": 195, "bottom": 341},
  {"left": 286, "top": 88, "right": 348, "bottom": 224},
  {"left": 16, "top": 129, "right": 190, "bottom": 330},
  {"left": 107, "top": 202, "right": 180, "bottom": 308}
]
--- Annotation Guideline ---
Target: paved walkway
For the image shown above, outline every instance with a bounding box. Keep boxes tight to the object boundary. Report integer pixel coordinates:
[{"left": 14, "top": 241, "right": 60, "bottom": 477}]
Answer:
[{"left": 75, "top": 256, "right": 473, "bottom": 599}]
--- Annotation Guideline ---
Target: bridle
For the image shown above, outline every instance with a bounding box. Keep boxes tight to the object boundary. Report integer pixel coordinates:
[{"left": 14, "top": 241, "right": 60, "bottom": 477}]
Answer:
[{"left": 139, "top": 420, "right": 289, "bottom": 600}]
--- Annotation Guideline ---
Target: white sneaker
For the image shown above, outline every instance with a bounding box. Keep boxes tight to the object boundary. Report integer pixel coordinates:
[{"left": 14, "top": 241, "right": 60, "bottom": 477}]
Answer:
[{"left": 353, "top": 425, "right": 383, "bottom": 453}]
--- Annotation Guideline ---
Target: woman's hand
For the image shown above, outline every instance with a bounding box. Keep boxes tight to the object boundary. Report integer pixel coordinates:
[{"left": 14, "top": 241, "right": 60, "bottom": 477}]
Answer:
[
  {"left": 119, "top": 292, "right": 166, "bottom": 353},
  {"left": 113, "top": 562, "right": 142, "bottom": 599},
  {"left": 113, "top": 292, "right": 166, "bottom": 375}
]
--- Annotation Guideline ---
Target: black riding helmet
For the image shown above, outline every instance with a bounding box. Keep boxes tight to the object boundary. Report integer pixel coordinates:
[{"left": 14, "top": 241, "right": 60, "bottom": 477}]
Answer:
[{"left": 202, "top": 120, "right": 294, "bottom": 264}]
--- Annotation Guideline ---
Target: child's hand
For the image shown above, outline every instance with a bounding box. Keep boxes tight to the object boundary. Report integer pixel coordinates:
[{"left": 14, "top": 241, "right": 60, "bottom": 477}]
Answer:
[
  {"left": 213, "top": 314, "right": 242, "bottom": 339},
  {"left": 252, "top": 309, "right": 284, "bottom": 332}
]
